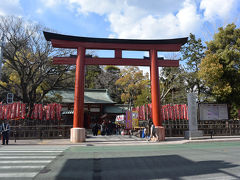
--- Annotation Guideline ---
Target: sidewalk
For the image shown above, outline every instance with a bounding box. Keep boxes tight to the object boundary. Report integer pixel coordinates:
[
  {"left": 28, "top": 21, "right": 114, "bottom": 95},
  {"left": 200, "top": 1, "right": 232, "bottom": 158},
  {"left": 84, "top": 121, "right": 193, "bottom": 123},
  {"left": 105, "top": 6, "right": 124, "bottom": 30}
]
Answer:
[{"left": 6, "top": 135, "right": 240, "bottom": 146}]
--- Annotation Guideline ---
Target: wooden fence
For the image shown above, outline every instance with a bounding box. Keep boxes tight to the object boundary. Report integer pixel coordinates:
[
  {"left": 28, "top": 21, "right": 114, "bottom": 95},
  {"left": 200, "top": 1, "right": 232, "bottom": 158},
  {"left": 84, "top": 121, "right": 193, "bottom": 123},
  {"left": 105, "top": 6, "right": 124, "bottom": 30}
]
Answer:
[
  {"left": 8, "top": 120, "right": 240, "bottom": 139},
  {"left": 164, "top": 120, "right": 240, "bottom": 137},
  {"left": 9, "top": 125, "right": 72, "bottom": 140}
]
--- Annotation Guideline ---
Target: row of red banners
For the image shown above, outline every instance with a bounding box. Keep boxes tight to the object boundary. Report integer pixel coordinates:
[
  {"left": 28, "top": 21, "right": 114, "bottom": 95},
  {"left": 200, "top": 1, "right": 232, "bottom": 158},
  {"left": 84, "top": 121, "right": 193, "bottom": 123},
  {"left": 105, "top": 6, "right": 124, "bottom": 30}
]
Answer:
[
  {"left": 133, "top": 104, "right": 188, "bottom": 121},
  {"left": 0, "top": 102, "right": 62, "bottom": 121},
  {"left": 162, "top": 104, "right": 188, "bottom": 121},
  {"left": 30, "top": 103, "right": 62, "bottom": 120},
  {"left": 44, "top": 103, "right": 62, "bottom": 121},
  {"left": 0, "top": 102, "right": 26, "bottom": 120}
]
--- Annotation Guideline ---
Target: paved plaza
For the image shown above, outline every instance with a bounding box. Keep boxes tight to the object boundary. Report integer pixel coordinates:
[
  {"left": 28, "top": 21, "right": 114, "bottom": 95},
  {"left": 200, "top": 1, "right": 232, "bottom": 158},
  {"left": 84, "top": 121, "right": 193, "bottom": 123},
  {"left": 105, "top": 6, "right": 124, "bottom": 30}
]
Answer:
[{"left": 0, "top": 136, "right": 240, "bottom": 179}]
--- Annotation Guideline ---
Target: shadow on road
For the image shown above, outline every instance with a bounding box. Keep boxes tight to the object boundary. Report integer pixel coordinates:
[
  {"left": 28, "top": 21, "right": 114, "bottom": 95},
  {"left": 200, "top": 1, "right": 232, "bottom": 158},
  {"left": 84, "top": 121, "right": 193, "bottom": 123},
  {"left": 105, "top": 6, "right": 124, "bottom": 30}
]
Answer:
[{"left": 55, "top": 155, "right": 239, "bottom": 180}]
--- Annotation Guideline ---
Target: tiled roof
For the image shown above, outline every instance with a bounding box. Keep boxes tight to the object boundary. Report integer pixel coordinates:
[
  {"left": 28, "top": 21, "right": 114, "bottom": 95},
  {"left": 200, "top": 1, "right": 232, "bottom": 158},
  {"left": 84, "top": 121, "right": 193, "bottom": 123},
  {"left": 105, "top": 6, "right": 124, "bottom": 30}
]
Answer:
[
  {"left": 44, "top": 31, "right": 188, "bottom": 45},
  {"left": 103, "top": 105, "right": 128, "bottom": 114},
  {"left": 46, "top": 89, "right": 115, "bottom": 104}
]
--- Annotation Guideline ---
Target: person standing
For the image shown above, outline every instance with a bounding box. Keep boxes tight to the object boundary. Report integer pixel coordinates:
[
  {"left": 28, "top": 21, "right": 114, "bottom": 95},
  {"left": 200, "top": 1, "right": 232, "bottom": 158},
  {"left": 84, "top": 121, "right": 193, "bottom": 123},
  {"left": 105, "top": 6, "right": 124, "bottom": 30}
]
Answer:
[
  {"left": 1, "top": 119, "right": 10, "bottom": 145},
  {"left": 92, "top": 123, "right": 99, "bottom": 136}
]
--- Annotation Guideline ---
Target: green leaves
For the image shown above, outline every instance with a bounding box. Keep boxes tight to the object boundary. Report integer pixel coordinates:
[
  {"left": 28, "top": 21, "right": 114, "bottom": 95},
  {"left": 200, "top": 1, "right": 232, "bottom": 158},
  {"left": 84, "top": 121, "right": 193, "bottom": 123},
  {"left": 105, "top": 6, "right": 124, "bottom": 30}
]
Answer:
[
  {"left": 181, "top": 33, "right": 206, "bottom": 101},
  {"left": 115, "top": 67, "right": 149, "bottom": 107},
  {"left": 199, "top": 23, "right": 240, "bottom": 108},
  {"left": 0, "top": 16, "right": 73, "bottom": 105}
]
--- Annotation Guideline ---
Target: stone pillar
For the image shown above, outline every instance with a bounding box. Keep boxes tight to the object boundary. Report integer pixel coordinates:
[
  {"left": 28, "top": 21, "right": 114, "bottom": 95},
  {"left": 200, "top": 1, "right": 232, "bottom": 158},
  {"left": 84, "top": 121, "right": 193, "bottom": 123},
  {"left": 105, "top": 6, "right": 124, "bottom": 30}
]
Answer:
[
  {"left": 71, "top": 47, "right": 86, "bottom": 143},
  {"left": 71, "top": 128, "right": 85, "bottom": 143},
  {"left": 184, "top": 93, "right": 203, "bottom": 140}
]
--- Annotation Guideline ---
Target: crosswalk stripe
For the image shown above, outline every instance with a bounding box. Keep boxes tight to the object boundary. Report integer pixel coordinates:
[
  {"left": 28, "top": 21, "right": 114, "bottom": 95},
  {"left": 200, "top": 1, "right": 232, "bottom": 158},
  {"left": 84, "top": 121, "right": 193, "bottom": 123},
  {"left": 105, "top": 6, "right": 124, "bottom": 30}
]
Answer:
[
  {"left": 0, "top": 150, "right": 63, "bottom": 152},
  {"left": 0, "top": 160, "right": 51, "bottom": 163},
  {"left": 0, "top": 156, "right": 56, "bottom": 159},
  {"left": 0, "top": 149, "right": 65, "bottom": 150},
  {"left": 0, "top": 145, "right": 68, "bottom": 178},
  {"left": 0, "top": 172, "right": 38, "bottom": 178},
  {"left": 0, "top": 154, "right": 60, "bottom": 155},
  {"left": 0, "top": 165, "right": 45, "bottom": 169}
]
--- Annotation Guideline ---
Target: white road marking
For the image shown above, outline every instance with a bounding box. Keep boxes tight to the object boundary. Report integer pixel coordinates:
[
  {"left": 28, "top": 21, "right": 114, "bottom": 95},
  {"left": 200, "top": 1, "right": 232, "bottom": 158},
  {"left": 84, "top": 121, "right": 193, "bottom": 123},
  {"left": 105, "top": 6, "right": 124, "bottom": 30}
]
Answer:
[
  {"left": 0, "top": 165, "right": 45, "bottom": 169},
  {"left": 0, "top": 156, "right": 56, "bottom": 159},
  {"left": 0, "top": 172, "right": 38, "bottom": 178},
  {"left": 0, "top": 150, "right": 63, "bottom": 152},
  {"left": 0, "top": 160, "right": 51, "bottom": 163},
  {"left": 0, "top": 145, "right": 68, "bottom": 178}
]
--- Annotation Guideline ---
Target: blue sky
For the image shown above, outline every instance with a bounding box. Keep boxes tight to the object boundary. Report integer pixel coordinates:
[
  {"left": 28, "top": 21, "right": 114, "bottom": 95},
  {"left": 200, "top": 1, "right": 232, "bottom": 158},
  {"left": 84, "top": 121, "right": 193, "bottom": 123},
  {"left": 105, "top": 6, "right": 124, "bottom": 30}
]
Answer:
[{"left": 1, "top": 0, "right": 240, "bottom": 73}]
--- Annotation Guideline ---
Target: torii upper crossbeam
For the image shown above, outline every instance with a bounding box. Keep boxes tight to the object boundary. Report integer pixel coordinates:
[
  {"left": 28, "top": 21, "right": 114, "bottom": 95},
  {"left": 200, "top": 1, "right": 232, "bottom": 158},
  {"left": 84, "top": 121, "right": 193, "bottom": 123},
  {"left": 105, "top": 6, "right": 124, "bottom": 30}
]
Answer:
[{"left": 44, "top": 31, "right": 187, "bottom": 142}]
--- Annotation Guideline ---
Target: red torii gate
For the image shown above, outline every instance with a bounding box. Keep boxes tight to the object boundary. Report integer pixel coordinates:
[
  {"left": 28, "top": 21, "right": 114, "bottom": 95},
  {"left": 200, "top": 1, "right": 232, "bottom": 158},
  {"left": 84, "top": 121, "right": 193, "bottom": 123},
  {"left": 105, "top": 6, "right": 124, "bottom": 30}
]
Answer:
[{"left": 44, "top": 31, "right": 187, "bottom": 142}]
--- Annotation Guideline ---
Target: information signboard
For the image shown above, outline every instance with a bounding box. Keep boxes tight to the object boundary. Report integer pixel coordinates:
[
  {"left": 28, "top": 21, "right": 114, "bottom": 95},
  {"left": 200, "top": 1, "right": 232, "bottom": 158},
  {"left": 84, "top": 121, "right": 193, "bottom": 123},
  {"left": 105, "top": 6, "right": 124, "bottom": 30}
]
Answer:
[
  {"left": 125, "top": 111, "right": 132, "bottom": 129},
  {"left": 132, "top": 111, "right": 139, "bottom": 128},
  {"left": 199, "top": 104, "right": 228, "bottom": 120}
]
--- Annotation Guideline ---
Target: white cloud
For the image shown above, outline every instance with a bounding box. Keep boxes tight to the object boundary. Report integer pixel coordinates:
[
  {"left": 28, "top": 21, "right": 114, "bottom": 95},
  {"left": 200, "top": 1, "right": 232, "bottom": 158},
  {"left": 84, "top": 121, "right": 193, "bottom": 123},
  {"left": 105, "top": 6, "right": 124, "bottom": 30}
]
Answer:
[
  {"left": 0, "top": 0, "right": 22, "bottom": 16},
  {"left": 36, "top": 8, "right": 43, "bottom": 15},
  {"left": 40, "top": 0, "right": 63, "bottom": 8},
  {"left": 63, "top": 0, "right": 203, "bottom": 39},
  {"left": 39, "top": 0, "right": 238, "bottom": 39},
  {"left": 106, "top": 0, "right": 202, "bottom": 39},
  {"left": 177, "top": 0, "right": 202, "bottom": 33},
  {"left": 68, "top": 0, "right": 122, "bottom": 15},
  {"left": 200, "top": 0, "right": 238, "bottom": 22}
]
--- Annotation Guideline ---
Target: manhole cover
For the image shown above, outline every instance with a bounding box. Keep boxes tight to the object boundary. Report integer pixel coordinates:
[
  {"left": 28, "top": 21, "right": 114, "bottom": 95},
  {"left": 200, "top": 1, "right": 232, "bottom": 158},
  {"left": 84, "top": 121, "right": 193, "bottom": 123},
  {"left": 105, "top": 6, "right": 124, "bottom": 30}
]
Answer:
[{"left": 40, "top": 168, "right": 51, "bottom": 174}]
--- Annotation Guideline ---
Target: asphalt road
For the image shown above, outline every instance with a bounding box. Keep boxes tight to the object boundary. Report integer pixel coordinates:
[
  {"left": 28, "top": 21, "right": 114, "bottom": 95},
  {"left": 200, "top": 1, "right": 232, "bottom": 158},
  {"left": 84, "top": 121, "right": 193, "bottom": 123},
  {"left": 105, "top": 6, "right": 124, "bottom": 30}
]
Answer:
[
  {"left": 33, "top": 141, "right": 240, "bottom": 180},
  {"left": 1, "top": 135, "right": 240, "bottom": 180}
]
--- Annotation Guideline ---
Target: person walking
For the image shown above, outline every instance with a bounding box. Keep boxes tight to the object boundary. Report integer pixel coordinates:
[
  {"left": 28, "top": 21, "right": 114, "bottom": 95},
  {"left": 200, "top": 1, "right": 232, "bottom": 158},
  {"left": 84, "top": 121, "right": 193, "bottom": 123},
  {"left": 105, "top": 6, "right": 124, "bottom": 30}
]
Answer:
[
  {"left": 150, "top": 122, "right": 158, "bottom": 141},
  {"left": 101, "top": 122, "right": 106, "bottom": 136},
  {"left": 1, "top": 119, "right": 10, "bottom": 145}
]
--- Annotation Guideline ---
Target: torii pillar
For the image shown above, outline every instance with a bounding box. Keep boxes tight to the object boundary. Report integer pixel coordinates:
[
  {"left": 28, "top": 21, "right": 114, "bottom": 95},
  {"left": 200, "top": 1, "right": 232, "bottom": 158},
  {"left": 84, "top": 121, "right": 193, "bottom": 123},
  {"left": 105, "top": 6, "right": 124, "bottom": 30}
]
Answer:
[
  {"left": 71, "top": 47, "right": 86, "bottom": 142},
  {"left": 43, "top": 31, "right": 187, "bottom": 143},
  {"left": 150, "top": 49, "right": 164, "bottom": 140}
]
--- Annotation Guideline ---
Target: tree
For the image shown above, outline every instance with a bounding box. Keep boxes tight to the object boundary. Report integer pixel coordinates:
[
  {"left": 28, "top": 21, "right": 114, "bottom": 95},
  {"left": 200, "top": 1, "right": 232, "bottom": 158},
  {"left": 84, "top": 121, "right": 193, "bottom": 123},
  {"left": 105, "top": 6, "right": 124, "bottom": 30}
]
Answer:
[
  {"left": 159, "top": 67, "right": 187, "bottom": 105},
  {"left": 199, "top": 23, "right": 240, "bottom": 111},
  {"left": 97, "top": 65, "right": 122, "bottom": 103},
  {"left": 115, "top": 66, "right": 149, "bottom": 108},
  {"left": 181, "top": 33, "right": 206, "bottom": 101},
  {"left": 85, "top": 65, "right": 102, "bottom": 89},
  {"left": 135, "top": 87, "right": 151, "bottom": 106},
  {"left": 0, "top": 16, "right": 73, "bottom": 108},
  {"left": 89, "top": 65, "right": 122, "bottom": 103}
]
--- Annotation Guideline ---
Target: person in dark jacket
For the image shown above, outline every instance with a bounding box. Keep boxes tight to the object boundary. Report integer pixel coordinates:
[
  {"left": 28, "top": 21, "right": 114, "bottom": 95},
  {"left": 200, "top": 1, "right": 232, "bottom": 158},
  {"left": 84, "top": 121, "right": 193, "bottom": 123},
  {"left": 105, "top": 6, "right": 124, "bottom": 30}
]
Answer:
[
  {"left": 1, "top": 119, "right": 10, "bottom": 145},
  {"left": 92, "top": 123, "right": 99, "bottom": 136}
]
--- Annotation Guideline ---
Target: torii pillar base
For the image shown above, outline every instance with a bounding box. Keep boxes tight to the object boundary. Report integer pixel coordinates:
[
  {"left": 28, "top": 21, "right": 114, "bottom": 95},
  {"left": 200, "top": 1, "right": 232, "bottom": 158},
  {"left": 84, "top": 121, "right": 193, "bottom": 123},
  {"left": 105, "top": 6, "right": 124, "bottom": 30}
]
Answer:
[
  {"left": 70, "top": 128, "right": 85, "bottom": 143},
  {"left": 155, "top": 126, "right": 165, "bottom": 141}
]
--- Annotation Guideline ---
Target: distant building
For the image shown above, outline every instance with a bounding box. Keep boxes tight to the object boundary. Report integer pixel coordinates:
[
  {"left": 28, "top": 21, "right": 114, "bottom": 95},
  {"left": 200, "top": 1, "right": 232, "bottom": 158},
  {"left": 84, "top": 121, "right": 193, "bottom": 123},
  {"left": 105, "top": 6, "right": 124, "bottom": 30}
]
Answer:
[{"left": 45, "top": 89, "right": 127, "bottom": 128}]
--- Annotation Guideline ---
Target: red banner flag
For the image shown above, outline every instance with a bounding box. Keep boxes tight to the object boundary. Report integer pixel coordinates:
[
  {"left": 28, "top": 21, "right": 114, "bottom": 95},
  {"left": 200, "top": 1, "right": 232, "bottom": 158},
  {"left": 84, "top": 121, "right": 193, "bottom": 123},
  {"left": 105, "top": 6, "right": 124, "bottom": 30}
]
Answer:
[
  {"left": 0, "top": 105, "right": 3, "bottom": 120},
  {"left": 16, "top": 102, "right": 20, "bottom": 118},
  {"left": 39, "top": 104, "right": 43, "bottom": 120},
  {"left": 7, "top": 104, "right": 12, "bottom": 120},
  {"left": 46, "top": 105, "right": 50, "bottom": 120},
  {"left": 56, "top": 104, "right": 62, "bottom": 121},
  {"left": 34, "top": 104, "right": 39, "bottom": 119},
  {"left": 21, "top": 103, "right": 26, "bottom": 119},
  {"left": 10, "top": 103, "right": 16, "bottom": 119},
  {"left": 176, "top": 105, "right": 180, "bottom": 120},
  {"left": 50, "top": 104, "right": 55, "bottom": 120},
  {"left": 161, "top": 106, "right": 165, "bottom": 121}
]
